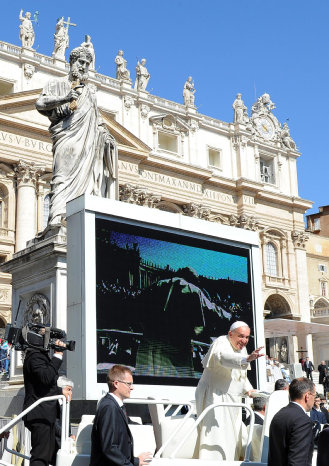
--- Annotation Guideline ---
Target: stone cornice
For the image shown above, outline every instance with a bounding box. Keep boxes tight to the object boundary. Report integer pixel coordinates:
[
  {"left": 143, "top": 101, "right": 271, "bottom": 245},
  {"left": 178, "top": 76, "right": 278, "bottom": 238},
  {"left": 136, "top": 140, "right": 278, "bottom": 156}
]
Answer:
[
  {"left": 306, "top": 252, "right": 329, "bottom": 260},
  {"left": 0, "top": 89, "right": 41, "bottom": 109},
  {"left": 256, "top": 190, "right": 313, "bottom": 210},
  {"left": 0, "top": 112, "right": 49, "bottom": 136}
]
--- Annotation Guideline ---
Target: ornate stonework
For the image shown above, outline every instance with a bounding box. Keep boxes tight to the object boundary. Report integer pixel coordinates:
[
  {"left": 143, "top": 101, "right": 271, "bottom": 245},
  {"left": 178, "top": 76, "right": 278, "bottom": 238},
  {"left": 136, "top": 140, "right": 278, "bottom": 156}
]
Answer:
[
  {"left": 140, "top": 104, "right": 150, "bottom": 119},
  {"left": 15, "top": 161, "right": 44, "bottom": 186},
  {"left": 24, "top": 63, "right": 35, "bottom": 79},
  {"left": 119, "top": 183, "right": 161, "bottom": 208},
  {"left": 291, "top": 230, "right": 309, "bottom": 248},
  {"left": 124, "top": 95, "right": 134, "bottom": 111},
  {"left": 183, "top": 202, "right": 211, "bottom": 220},
  {"left": 229, "top": 214, "right": 260, "bottom": 231},
  {"left": 150, "top": 114, "right": 189, "bottom": 134},
  {"left": 24, "top": 293, "right": 50, "bottom": 325}
]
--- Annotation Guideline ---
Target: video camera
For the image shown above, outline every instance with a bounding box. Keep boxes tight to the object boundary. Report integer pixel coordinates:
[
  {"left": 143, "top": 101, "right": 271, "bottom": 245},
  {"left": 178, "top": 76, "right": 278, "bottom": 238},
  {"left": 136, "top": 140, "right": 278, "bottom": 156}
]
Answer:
[{"left": 5, "top": 323, "right": 75, "bottom": 352}]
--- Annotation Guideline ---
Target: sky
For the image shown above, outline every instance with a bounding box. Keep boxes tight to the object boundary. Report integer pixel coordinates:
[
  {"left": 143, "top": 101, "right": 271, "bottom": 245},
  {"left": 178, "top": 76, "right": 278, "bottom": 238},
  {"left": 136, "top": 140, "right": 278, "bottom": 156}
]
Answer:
[
  {"left": 1, "top": 1, "right": 328, "bottom": 215},
  {"left": 110, "top": 231, "right": 248, "bottom": 282}
]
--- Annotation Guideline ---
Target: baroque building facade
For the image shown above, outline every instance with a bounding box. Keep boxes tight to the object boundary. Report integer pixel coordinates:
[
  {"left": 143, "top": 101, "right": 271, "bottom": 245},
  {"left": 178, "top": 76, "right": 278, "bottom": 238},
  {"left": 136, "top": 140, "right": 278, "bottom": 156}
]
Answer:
[
  {"left": 0, "top": 35, "right": 317, "bottom": 363},
  {"left": 306, "top": 206, "right": 329, "bottom": 363}
]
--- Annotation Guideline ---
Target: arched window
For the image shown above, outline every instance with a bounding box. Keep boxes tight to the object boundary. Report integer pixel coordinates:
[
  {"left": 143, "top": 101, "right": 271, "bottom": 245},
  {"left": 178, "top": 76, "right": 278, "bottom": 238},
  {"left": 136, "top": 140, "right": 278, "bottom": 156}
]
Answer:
[
  {"left": 43, "top": 194, "right": 50, "bottom": 228},
  {"left": 266, "top": 242, "right": 278, "bottom": 277}
]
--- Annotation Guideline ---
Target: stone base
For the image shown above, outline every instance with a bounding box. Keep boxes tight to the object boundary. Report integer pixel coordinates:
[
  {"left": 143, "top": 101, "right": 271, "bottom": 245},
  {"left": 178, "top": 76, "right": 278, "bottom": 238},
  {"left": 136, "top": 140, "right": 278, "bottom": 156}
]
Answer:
[{"left": 0, "top": 382, "right": 25, "bottom": 417}]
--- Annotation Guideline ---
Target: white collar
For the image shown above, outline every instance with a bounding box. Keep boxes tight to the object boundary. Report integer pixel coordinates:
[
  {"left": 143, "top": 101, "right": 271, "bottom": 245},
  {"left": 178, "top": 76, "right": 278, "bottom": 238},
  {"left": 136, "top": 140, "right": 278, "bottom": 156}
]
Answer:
[{"left": 109, "top": 392, "right": 123, "bottom": 407}]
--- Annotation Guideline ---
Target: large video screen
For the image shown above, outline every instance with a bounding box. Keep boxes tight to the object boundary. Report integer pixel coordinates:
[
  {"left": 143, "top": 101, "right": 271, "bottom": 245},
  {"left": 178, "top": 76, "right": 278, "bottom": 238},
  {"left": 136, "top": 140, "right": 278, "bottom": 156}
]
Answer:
[{"left": 95, "top": 217, "right": 255, "bottom": 386}]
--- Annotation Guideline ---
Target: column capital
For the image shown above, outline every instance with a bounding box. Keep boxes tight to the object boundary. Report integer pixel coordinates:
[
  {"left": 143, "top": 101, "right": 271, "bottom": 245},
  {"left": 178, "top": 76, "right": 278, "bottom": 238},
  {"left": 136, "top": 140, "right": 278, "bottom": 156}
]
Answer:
[{"left": 15, "top": 161, "right": 45, "bottom": 187}]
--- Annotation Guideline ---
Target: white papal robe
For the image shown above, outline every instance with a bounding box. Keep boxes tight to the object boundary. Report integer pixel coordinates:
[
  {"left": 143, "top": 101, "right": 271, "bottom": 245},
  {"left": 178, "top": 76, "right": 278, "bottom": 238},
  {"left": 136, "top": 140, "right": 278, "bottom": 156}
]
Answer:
[{"left": 195, "top": 335, "right": 253, "bottom": 461}]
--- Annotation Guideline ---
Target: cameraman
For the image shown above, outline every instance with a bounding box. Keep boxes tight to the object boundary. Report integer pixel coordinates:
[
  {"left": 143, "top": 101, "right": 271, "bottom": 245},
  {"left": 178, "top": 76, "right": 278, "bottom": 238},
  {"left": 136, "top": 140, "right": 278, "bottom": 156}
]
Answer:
[{"left": 23, "top": 337, "right": 66, "bottom": 466}]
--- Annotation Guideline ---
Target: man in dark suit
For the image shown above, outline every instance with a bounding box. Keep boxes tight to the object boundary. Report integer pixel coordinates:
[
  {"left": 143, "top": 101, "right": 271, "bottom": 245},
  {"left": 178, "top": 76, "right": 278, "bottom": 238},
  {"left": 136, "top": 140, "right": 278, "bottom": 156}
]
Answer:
[
  {"left": 316, "top": 424, "right": 329, "bottom": 466},
  {"left": 268, "top": 377, "right": 315, "bottom": 466},
  {"left": 90, "top": 365, "right": 152, "bottom": 466},
  {"left": 23, "top": 339, "right": 65, "bottom": 466},
  {"left": 305, "top": 357, "right": 314, "bottom": 380},
  {"left": 245, "top": 396, "right": 266, "bottom": 426},
  {"left": 318, "top": 361, "right": 327, "bottom": 385}
]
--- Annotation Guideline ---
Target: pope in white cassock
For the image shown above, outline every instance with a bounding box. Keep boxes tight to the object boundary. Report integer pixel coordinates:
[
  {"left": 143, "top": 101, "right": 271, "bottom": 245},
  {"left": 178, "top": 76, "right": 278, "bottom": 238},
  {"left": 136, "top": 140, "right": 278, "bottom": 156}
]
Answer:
[{"left": 195, "top": 321, "right": 264, "bottom": 461}]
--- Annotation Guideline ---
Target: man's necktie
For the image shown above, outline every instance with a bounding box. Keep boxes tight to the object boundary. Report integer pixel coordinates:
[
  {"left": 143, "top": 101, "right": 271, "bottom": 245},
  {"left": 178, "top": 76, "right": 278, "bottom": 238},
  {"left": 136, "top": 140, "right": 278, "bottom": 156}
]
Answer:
[{"left": 121, "top": 404, "right": 128, "bottom": 421}]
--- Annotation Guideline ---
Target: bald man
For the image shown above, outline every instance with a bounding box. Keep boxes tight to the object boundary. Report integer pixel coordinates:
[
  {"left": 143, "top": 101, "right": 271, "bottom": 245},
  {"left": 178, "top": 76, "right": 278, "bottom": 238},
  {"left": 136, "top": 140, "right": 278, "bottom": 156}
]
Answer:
[{"left": 195, "top": 321, "right": 264, "bottom": 461}]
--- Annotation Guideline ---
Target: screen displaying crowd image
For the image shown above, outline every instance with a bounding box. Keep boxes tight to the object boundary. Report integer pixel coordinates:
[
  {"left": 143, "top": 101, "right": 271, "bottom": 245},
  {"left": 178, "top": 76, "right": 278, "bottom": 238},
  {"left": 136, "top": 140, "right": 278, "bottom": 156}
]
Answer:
[{"left": 96, "top": 218, "right": 256, "bottom": 386}]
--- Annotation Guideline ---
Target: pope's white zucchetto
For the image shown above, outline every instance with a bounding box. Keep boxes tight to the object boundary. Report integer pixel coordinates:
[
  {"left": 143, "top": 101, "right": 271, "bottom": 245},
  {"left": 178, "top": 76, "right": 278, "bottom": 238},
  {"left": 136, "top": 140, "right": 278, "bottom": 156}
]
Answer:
[{"left": 229, "top": 321, "right": 249, "bottom": 332}]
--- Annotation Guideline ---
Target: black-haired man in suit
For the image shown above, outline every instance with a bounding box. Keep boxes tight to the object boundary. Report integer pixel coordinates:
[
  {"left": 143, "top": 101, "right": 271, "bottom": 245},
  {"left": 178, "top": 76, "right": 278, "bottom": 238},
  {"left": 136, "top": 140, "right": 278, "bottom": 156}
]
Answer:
[
  {"left": 90, "top": 365, "right": 152, "bottom": 466},
  {"left": 268, "top": 377, "right": 315, "bottom": 466}
]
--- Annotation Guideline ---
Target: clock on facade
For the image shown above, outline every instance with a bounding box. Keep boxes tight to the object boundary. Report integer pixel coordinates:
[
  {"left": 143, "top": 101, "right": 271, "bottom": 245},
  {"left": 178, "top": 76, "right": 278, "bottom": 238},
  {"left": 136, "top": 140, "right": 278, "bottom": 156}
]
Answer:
[{"left": 255, "top": 117, "right": 275, "bottom": 140}]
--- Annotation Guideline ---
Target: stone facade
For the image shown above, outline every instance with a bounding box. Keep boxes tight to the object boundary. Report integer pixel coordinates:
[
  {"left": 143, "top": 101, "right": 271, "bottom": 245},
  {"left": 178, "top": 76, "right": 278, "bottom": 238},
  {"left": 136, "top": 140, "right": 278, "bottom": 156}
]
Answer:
[
  {"left": 0, "top": 37, "right": 315, "bottom": 363},
  {"left": 306, "top": 207, "right": 329, "bottom": 363}
]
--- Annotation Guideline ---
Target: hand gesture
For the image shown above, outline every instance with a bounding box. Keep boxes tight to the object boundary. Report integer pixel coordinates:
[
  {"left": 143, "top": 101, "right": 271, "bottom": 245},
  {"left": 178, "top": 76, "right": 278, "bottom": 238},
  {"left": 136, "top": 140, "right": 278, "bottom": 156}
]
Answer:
[
  {"left": 66, "top": 85, "right": 84, "bottom": 103},
  {"left": 246, "top": 346, "right": 265, "bottom": 363}
]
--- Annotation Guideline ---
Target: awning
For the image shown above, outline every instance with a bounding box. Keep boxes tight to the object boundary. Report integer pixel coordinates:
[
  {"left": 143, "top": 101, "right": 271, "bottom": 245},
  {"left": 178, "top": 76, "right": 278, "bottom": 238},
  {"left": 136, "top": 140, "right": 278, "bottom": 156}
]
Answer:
[{"left": 264, "top": 318, "right": 329, "bottom": 338}]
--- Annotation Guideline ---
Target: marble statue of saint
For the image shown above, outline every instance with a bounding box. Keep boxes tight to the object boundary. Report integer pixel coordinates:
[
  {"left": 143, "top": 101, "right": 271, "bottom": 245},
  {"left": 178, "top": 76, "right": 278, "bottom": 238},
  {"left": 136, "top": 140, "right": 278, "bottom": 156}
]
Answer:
[
  {"left": 183, "top": 76, "right": 196, "bottom": 107},
  {"left": 281, "top": 122, "right": 296, "bottom": 150},
  {"left": 135, "top": 58, "right": 150, "bottom": 91},
  {"left": 19, "top": 10, "right": 35, "bottom": 48},
  {"left": 36, "top": 46, "right": 118, "bottom": 226},
  {"left": 115, "top": 50, "right": 131, "bottom": 82},
  {"left": 81, "top": 35, "right": 95, "bottom": 69},
  {"left": 52, "top": 17, "right": 69, "bottom": 60},
  {"left": 233, "top": 93, "right": 247, "bottom": 123}
]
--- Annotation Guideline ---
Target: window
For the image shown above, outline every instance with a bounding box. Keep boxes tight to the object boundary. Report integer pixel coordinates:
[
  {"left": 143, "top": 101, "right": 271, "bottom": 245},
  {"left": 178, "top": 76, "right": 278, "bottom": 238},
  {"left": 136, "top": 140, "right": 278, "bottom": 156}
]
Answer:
[
  {"left": 266, "top": 242, "right": 278, "bottom": 276},
  {"left": 43, "top": 194, "right": 50, "bottom": 228},
  {"left": 318, "top": 264, "right": 328, "bottom": 273},
  {"left": 321, "top": 281, "right": 328, "bottom": 297},
  {"left": 158, "top": 132, "right": 178, "bottom": 153},
  {"left": 208, "top": 148, "right": 221, "bottom": 169},
  {"left": 314, "top": 218, "right": 320, "bottom": 231},
  {"left": 260, "top": 158, "right": 275, "bottom": 184}
]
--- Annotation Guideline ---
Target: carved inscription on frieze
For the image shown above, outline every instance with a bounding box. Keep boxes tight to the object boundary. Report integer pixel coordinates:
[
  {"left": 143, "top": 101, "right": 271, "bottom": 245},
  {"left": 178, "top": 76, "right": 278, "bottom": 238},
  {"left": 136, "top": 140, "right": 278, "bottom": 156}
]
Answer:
[
  {"left": 119, "top": 160, "right": 203, "bottom": 193},
  {"left": 0, "top": 130, "right": 52, "bottom": 153}
]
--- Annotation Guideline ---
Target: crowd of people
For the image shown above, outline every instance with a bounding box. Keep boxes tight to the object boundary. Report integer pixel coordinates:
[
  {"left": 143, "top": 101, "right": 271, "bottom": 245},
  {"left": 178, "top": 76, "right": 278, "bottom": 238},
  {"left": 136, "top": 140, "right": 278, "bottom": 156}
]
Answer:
[
  {"left": 2, "top": 321, "right": 329, "bottom": 466},
  {"left": 0, "top": 339, "right": 10, "bottom": 375}
]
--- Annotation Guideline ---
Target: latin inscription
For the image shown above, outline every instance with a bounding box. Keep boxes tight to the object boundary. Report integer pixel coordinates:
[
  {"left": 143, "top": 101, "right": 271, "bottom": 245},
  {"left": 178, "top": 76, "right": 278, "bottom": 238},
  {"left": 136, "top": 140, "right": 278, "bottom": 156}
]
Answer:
[
  {"left": 0, "top": 130, "right": 52, "bottom": 153},
  {"left": 119, "top": 160, "right": 237, "bottom": 204},
  {"left": 119, "top": 160, "right": 203, "bottom": 193}
]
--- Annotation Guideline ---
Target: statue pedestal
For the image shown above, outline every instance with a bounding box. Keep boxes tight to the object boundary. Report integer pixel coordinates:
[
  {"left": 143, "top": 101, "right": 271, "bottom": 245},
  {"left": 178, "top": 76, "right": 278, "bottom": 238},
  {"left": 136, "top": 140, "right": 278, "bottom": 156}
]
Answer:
[
  {"left": 52, "top": 57, "right": 67, "bottom": 69},
  {"left": 20, "top": 47, "right": 35, "bottom": 58},
  {"left": 1, "top": 229, "right": 67, "bottom": 385}
]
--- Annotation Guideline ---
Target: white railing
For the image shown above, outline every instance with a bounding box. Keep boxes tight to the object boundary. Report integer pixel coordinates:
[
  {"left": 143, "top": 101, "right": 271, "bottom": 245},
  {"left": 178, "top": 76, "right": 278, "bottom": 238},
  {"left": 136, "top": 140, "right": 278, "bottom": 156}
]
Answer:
[{"left": 0, "top": 395, "right": 69, "bottom": 460}]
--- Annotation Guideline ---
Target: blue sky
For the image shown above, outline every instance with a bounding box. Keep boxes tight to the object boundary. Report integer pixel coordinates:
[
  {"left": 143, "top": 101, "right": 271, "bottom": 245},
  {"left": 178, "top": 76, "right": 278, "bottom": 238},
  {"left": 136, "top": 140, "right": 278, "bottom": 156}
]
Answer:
[
  {"left": 110, "top": 231, "right": 248, "bottom": 282},
  {"left": 1, "top": 1, "right": 328, "bottom": 215}
]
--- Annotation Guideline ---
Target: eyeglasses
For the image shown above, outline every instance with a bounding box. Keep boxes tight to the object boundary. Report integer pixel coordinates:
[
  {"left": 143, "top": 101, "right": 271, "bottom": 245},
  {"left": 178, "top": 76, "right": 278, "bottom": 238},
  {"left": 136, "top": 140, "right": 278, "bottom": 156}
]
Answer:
[
  {"left": 117, "top": 380, "right": 133, "bottom": 387},
  {"left": 308, "top": 392, "right": 316, "bottom": 397}
]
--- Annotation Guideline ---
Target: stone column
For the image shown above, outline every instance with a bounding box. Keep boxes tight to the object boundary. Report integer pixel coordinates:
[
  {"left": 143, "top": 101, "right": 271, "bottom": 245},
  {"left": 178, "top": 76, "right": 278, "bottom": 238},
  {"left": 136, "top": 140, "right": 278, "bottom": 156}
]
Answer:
[
  {"left": 15, "top": 161, "right": 44, "bottom": 252},
  {"left": 291, "top": 231, "right": 310, "bottom": 321}
]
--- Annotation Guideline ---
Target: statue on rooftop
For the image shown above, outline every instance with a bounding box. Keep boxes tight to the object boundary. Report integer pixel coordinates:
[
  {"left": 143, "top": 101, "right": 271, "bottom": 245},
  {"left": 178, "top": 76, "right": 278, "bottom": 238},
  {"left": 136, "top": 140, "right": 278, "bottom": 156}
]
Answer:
[
  {"left": 135, "top": 58, "right": 150, "bottom": 91},
  {"left": 81, "top": 35, "right": 95, "bottom": 69},
  {"left": 183, "top": 76, "right": 196, "bottom": 107},
  {"left": 251, "top": 92, "right": 276, "bottom": 116},
  {"left": 52, "top": 17, "right": 69, "bottom": 60},
  {"left": 36, "top": 46, "right": 118, "bottom": 226},
  {"left": 115, "top": 50, "right": 131, "bottom": 82},
  {"left": 19, "top": 9, "right": 35, "bottom": 49},
  {"left": 281, "top": 122, "right": 296, "bottom": 150},
  {"left": 232, "top": 93, "right": 247, "bottom": 123}
]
